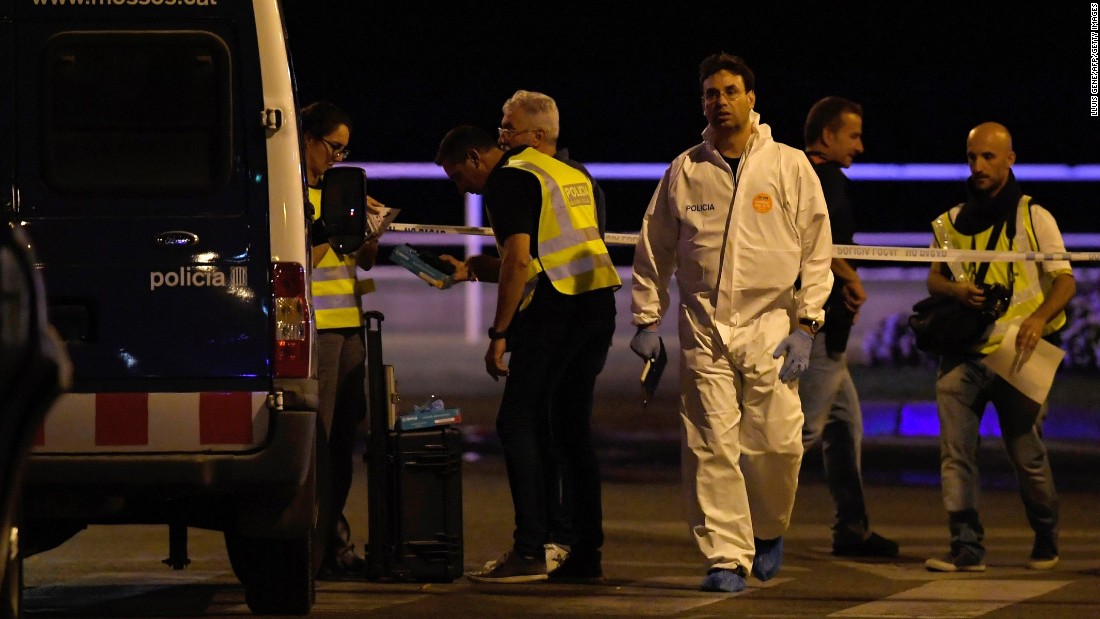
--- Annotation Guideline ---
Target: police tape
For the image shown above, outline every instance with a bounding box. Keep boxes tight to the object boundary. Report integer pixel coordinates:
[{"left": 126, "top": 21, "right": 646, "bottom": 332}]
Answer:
[
  {"left": 387, "top": 223, "right": 1100, "bottom": 263},
  {"left": 834, "top": 245, "right": 1100, "bottom": 263}
]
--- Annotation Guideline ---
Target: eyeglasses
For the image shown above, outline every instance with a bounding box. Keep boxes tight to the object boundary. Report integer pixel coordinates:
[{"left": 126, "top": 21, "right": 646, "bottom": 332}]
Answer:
[
  {"left": 497, "top": 127, "right": 539, "bottom": 140},
  {"left": 702, "top": 87, "right": 746, "bottom": 105},
  {"left": 320, "top": 137, "right": 350, "bottom": 160}
]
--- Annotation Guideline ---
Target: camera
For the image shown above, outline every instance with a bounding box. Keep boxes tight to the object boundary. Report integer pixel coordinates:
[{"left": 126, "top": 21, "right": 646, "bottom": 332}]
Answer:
[{"left": 978, "top": 283, "right": 1012, "bottom": 322}]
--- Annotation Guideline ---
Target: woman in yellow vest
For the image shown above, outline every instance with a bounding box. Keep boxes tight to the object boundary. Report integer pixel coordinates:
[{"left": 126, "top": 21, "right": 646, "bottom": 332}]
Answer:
[{"left": 302, "top": 101, "right": 380, "bottom": 578}]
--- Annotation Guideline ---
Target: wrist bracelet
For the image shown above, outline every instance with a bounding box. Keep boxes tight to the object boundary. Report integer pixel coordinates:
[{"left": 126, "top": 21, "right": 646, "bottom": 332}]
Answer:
[{"left": 488, "top": 326, "right": 508, "bottom": 340}]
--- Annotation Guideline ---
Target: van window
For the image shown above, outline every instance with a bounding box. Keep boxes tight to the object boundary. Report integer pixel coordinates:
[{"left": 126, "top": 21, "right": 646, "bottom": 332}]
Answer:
[{"left": 41, "top": 31, "right": 233, "bottom": 197}]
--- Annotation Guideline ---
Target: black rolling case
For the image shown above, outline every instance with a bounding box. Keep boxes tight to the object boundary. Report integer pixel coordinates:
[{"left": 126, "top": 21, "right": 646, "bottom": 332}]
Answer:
[
  {"left": 387, "top": 427, "right": 463, "bottom": 580},
  {"left": 363, "top": 311, "right": 464, "bottom": 582}
]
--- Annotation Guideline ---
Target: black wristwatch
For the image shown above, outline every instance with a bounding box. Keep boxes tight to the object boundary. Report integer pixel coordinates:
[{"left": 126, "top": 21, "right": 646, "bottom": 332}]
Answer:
[
  {"left": 798, "top": 317, "right": 822, "bottom": 336},
  {"left": 488, "top": 326, "right": 509, "bottom": 340}
]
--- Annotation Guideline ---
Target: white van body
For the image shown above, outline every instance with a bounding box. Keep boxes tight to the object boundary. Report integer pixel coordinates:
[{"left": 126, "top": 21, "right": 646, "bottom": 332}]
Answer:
[{"left": 4, "top": 0, "right": 326, "bottom": 614}]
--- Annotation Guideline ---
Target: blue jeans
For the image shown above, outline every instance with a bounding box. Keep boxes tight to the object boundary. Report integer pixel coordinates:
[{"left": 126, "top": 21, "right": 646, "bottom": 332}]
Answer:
[
  {"left": 935, "top": 355, "right": 1059, "bottom": 557},
  {"left": 798, "top": 334, "right": 870, "bottom": 545}
]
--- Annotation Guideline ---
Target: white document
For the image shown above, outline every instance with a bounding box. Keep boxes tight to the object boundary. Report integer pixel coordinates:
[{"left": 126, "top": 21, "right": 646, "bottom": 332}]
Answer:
[
  {"left": 981, "top": 322, "right": 1065, "bottom": 405},
  {"left": 366, "top": 206, "right": 401, "bottom": 241}
]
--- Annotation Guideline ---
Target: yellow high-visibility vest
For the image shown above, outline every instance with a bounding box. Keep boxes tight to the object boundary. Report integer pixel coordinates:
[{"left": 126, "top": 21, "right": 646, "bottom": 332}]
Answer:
[
  {"left": 309, "top": 186, "right": 373, "bottom": 329},
  {"left": 932, "top": 196, "right": 1069, "bottom": 354},
  {"left": 505, "top": 148, "right": 621, "bottom": 296}
]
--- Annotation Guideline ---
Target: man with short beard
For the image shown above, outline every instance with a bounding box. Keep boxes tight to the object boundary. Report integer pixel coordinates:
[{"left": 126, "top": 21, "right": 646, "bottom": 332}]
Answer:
[{"left": 923, "top": 122, "right": 1075, "bottom": 573}]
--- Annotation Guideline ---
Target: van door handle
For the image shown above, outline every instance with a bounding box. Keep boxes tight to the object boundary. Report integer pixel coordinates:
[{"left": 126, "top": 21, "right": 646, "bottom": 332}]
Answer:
[
  {"left": 155, "top": 231, "right": 199, "bottom": 248},
  {"left": 262, "top": 108, "right": 283, "bottom": 130}
]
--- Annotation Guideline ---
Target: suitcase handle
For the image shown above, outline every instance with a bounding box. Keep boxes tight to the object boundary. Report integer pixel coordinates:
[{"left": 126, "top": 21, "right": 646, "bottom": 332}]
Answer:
[{"left": 364, "top": 310, "right": 385, "bottom": 330}]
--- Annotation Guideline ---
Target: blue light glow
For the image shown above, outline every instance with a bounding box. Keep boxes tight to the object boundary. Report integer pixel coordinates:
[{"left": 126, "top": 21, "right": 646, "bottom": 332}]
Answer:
[
  {"left": 345, "top": 162, "right": 1100, "bottom": 182},
  {"left": 898, "top": 401, "right": 1010, "bottom": 439},
  {"left": 344, "top": 161, "right": 1100, "bottom": 251}
]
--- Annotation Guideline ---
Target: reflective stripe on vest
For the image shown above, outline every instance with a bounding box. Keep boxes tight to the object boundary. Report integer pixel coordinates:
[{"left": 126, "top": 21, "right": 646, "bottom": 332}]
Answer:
[
  {"left": 310, "top": 186, "right": 368, "bottom": 329},
  {"left": 932, "top": 195, "right": 1067, "bottom": 353},
  {"left": 505, "top": 149, "right": 621, "bottom": 295}
]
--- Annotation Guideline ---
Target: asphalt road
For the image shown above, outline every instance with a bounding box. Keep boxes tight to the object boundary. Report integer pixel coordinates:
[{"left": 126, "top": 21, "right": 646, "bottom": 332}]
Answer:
[
  {"left": 20, "top": 266, "right": 1100, "bottom": 617},
  {"left": 21, "top": 453, "right": 1100, "bottom": 618}
]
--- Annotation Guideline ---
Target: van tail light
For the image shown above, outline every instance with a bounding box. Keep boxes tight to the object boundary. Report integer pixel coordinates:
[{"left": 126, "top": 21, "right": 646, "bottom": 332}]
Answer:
[{"left": 272, "top": 262, "right": 310, "bottom": 378}]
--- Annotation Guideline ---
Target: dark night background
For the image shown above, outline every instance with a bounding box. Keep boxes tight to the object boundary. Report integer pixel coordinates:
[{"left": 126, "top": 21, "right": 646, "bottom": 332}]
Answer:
[{"left": 281, "top": 1, "right": 1099, "bottom": 241}]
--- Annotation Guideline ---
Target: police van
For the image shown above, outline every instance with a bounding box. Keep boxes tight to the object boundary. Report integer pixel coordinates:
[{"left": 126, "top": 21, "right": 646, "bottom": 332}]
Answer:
[{"left": 2, "top": 0, "right": 354, "bottom": 614}]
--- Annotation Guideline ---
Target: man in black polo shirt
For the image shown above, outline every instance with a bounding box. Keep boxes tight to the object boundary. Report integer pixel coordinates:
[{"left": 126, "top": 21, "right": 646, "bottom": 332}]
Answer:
[
  {"left": 799, "top": 96, "right": 897, "bottom": 558},
  {"left": 434, "top": 125, "right": 619, "bottom": 583}
]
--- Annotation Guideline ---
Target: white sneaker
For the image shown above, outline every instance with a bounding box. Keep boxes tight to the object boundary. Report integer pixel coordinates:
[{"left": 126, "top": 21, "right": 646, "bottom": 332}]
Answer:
[
  {"left": 1026, "top": 555, "right": 1059, "bottom": 570},
  {"left": 545, "top": 543, "right": 570, "bottom": 573},
  {"left": 466, "top": 550, "right": 547, "bottom": 583}
]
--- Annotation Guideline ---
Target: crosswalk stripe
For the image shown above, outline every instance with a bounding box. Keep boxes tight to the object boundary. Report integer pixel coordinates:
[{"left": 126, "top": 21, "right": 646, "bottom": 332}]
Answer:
[{"left": 831, "top": 579, "right": 1070, "bottom": 618}]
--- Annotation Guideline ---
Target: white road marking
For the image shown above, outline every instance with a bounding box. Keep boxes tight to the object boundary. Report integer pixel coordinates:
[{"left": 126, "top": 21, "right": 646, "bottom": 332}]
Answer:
[
  {"left": 472, "top": 578, "right": 789, "bottom": 616},
  {"left": 831, "top": 579, "right": 1070, "bottom": 618}
]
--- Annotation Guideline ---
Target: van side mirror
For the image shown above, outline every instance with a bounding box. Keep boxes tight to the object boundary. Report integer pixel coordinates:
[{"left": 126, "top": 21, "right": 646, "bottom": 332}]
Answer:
[{"left": 320, "top": 166, "right": 369, "bottom": 255}]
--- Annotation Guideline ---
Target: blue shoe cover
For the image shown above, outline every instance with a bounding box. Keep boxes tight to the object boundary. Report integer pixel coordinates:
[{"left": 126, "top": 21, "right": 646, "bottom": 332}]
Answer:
[
  {"left": 752, "top": 536, "right": 783, "bottom": 581},
  {"left": 700, "top": 568, "right": 745, "bottom": 592}
]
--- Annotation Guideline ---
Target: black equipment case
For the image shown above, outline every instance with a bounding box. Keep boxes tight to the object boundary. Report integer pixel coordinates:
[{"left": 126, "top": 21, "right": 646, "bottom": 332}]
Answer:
[
  {"left": 363, "top": 312, "right": 463, "bottom": 582},
  {"left": 386, "top": 427, "right": 463, "bottom": 580}
]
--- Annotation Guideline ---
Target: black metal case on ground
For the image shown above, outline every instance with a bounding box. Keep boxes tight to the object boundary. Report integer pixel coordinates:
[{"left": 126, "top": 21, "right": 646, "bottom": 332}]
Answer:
[
  {"left": 364, "top": 311, "right": 463, "bottom": 582},
  {"left": 385, "top": 427, "right": 464, "bottom": 581}
]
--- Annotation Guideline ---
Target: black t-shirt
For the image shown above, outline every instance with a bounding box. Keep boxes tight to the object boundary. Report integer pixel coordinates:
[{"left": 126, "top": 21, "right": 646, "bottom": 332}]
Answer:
[
  {"left": 483, "top": 159, "right": 542, "bottom": 255},
  {"left": 722, "top": 155, "right": 741, "bottom": 176},
  {"left": 812, "top": 160, "right": 856, "bottom": 246},
  {"left": 811, "top": 158, "right": 858, "bottom": 346}
]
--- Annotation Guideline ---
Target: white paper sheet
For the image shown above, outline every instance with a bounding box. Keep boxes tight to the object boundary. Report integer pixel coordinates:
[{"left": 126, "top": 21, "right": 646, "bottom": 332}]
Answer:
[
  {"left": 366, "top": 206, "right": 401, "bottom": 241},
  {"left": 981, "top": 322, "right": 1065, "bottom": 404}
]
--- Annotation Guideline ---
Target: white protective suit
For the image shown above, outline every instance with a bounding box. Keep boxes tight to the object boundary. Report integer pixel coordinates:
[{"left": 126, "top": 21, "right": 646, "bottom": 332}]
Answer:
[{"left": 631, "top": 112, "right": 833, "bottom": 573}]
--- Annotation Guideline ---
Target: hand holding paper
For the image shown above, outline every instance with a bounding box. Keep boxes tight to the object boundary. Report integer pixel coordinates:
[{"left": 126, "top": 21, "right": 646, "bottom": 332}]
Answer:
[
  {"left": 981, "top": 322, "right": 1065, "bottom": 405},
  {"left": 365, "top": 196, "right": 400, "bottom": 241}
]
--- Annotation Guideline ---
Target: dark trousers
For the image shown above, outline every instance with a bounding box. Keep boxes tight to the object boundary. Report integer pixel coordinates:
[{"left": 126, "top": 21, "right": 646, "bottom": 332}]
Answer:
[
  {"left": 799, "top": 335, "right": 871, "bottom": 544},
  {"left": 317, "top": 327, "right": 367, "bottom": 560},
  {"left": 496, "top": 286, "right": 615, "bottom": 558}
]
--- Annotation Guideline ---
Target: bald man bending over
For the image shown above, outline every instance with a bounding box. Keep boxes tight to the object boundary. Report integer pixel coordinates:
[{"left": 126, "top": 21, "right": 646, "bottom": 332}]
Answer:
[{"left": 923, "top": 122, "right": 1076, "bottom": 573}]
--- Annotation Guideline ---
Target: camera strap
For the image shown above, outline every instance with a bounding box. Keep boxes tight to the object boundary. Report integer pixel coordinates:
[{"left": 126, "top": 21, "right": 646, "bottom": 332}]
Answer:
[{"left": 969, "top": 216, "right": 1006, "bottom": 288}]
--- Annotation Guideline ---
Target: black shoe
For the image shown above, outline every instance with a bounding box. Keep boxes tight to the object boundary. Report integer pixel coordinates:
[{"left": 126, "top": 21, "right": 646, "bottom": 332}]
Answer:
[
  {"left": 548, "top": 549, "right": 602, "bottom": 582},
  {"left": 832, "top": 532, "right": 899, "bottom": 558},
  {"left": 924, "top": 545, "right": 986, "bottom": 572},
  {"left": 1027, "top": 535, "right": 1059, "bottom": 570}
]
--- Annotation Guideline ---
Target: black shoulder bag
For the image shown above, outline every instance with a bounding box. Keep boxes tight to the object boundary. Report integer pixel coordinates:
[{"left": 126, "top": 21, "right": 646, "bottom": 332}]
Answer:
[{"left": 908, "top": 216, "right": 1011, "bottom": 355}]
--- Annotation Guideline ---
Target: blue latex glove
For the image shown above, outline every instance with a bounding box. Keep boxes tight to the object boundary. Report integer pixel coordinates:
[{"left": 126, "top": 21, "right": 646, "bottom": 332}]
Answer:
[
  {"left": 630, "top": 327, "right": 663, "bottom": 360},
  {"left": 772, "top": 329, "right": 814, "bottom": 383}
]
